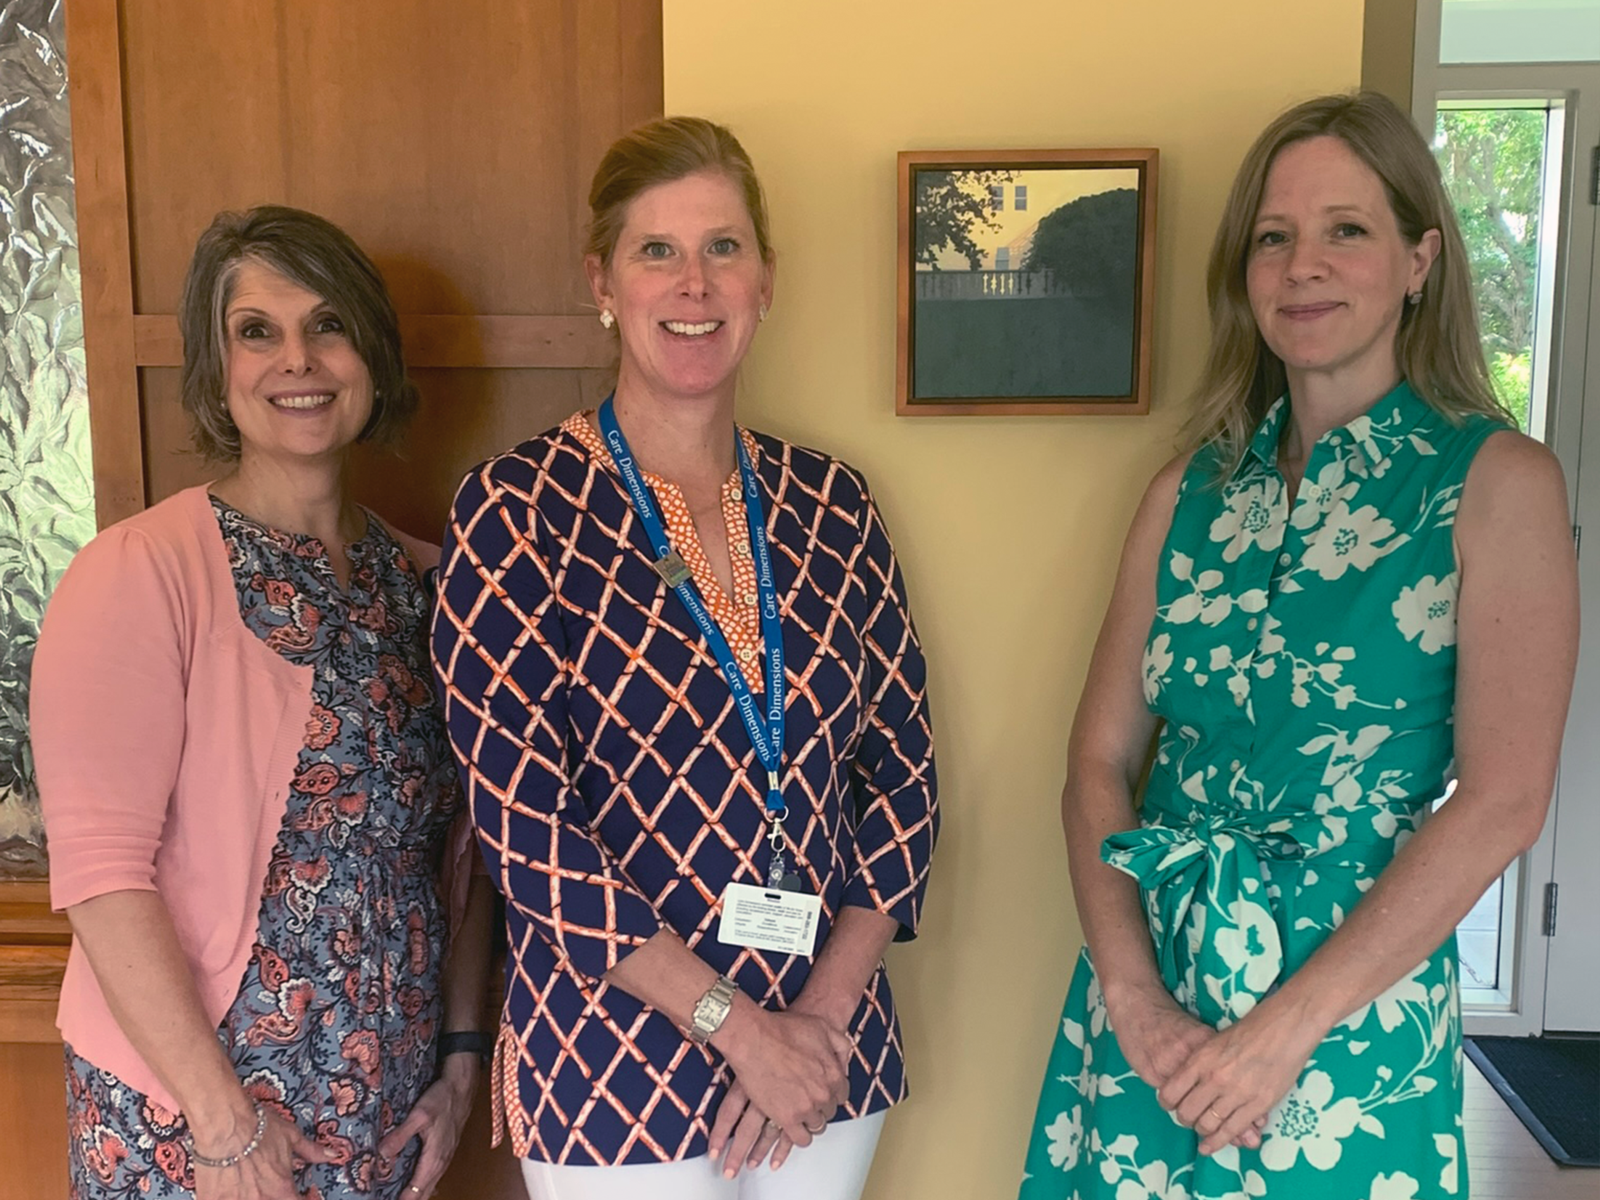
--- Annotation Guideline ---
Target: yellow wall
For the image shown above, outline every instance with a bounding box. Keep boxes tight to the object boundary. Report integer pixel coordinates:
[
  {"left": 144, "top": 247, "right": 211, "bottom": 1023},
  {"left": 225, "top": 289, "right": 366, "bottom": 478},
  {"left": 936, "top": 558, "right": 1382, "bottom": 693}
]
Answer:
[{"left": 664, "top": 3, "right": 1362, "bottom": 1194}]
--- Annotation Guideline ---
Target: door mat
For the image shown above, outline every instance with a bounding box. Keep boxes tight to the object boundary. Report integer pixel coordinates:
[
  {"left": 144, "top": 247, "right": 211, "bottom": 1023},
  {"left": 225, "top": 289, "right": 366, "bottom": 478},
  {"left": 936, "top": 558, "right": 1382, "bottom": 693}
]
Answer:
[{"left": 1465, "top": 1035, "right": 1599, "bottom": 1167}]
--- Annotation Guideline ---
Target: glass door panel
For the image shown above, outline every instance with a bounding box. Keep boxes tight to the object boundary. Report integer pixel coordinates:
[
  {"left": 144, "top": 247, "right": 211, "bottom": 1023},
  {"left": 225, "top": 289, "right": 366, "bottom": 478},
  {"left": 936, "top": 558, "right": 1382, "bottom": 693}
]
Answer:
[{"left": 1431, "top": 99, "right": 1564, "bottom": 1009}]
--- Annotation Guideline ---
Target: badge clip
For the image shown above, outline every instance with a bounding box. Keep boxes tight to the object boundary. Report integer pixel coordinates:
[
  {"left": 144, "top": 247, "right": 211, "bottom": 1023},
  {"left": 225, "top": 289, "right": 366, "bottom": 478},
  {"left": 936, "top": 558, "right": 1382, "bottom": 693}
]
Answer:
[{"left": 653, "top": 551, "right": 691, "bottom": 588}]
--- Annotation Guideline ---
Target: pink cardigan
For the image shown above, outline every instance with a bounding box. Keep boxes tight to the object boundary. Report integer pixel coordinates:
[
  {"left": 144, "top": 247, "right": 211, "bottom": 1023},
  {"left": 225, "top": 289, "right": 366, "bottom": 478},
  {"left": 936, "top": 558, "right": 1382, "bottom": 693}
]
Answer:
[{"left": 32, "top": 485, "right": 470, "bottom": 1113}]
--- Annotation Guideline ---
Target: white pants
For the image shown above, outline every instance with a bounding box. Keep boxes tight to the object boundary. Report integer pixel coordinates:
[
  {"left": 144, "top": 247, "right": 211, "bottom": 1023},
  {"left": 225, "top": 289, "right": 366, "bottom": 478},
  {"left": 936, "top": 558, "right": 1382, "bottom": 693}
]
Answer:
[{"left": 520, "top": 1112, "right": 886, "bottom": 1200}]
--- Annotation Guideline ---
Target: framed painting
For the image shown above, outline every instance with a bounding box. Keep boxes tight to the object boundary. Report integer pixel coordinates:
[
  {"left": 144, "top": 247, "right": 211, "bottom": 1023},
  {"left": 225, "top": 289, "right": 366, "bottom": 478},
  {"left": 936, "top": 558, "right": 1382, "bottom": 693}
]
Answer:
[{"left": 896, "top": 147, "right": 1158, "bottom": 416}]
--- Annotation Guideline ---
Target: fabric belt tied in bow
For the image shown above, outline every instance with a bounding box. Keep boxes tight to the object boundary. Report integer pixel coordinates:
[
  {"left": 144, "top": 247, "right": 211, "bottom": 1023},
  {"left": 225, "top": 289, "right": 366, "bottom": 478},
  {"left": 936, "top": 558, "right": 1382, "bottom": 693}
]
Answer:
[{"left": 1100, "top": 798, "right": 1402, "bottom": 1028}]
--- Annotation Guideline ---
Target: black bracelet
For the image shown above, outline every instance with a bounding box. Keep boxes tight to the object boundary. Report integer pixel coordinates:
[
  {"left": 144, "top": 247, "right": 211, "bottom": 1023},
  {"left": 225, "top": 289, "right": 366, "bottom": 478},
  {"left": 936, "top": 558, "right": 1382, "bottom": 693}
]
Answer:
[{"left": 437, "top": 1029, "right": 494, "bottom": 1066}]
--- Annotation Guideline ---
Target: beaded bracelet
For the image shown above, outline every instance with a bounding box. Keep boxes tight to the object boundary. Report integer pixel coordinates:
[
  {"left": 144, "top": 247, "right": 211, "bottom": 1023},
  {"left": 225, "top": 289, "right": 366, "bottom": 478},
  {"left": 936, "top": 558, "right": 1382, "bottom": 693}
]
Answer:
[{"left": 187, "top": 1101, "right": 267, "bottom": 1170}]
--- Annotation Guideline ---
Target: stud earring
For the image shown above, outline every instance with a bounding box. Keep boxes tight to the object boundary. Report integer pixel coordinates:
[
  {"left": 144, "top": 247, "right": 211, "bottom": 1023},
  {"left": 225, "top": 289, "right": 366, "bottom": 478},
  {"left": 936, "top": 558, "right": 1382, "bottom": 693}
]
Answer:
[
  {"left": 600, "top": 309, "right": 615, "bottom": 329},
  {"left": 758, "top": 304, "right": 768, "bottom": 323},
  {"left": 1407, "top": 290, "right": 1423, "bottom": 307}
]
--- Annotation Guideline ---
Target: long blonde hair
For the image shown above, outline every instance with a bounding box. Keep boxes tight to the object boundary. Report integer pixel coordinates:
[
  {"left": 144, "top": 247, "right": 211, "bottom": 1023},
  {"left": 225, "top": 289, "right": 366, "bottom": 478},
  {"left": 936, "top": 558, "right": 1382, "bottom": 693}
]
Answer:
[{"left": 1184, "top": 91, "right": 1511, "bottom": 471}]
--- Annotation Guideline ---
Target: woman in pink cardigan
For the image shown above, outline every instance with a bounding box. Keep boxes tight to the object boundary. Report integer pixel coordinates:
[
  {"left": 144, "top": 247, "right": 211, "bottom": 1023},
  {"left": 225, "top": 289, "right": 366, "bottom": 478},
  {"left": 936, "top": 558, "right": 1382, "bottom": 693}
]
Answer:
[{"left": 31, "top": 206, "right": 493, "bottom": 1200}]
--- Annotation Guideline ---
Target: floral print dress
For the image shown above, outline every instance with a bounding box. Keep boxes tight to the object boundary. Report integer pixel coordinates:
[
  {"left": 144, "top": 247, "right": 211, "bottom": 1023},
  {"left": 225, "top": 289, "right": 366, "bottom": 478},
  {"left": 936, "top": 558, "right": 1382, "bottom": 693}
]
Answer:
[
  {"left": 65, "top": 499, "right": 460, "bottom": 1200},
  {"left": 1020, "top": 383, "right": 1507, "bottom": 1200}
]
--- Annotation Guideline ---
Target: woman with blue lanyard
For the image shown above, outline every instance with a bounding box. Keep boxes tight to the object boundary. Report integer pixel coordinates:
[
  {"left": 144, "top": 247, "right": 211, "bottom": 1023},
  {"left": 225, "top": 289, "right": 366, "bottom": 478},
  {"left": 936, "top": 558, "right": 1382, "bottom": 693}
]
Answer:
[{"left": 431, "top": 116, "right": 939, "bottom": 1200}]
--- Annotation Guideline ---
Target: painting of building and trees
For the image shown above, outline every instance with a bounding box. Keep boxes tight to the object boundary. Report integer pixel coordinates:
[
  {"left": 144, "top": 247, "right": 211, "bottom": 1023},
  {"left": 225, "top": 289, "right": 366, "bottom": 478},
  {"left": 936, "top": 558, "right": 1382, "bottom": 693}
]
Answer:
[{"left": 911, "top": 165, "right": 1143, "bottom": 400}]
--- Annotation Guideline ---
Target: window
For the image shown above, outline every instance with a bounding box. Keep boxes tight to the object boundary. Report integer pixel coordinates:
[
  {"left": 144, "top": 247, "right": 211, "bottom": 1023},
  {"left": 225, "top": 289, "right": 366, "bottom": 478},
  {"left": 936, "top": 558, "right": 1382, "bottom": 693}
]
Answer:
[
  {"left": 988, "top": 184, "right": 1004, "bottom": 212},
  {"left": 1015, "top": 185, "right": 1028, "bottom": 211},
  {"left": 1432, "top": 103, "right": 1561, "bottom": 438},
  {"left": 995, "top": 247, "right": 1010, "bottom": 270}
]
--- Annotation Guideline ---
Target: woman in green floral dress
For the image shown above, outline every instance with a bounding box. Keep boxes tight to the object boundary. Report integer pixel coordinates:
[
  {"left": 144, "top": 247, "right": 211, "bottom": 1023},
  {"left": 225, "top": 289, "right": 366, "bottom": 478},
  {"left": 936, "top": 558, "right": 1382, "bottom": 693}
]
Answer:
[{"left": 1019, "top": 93, "right": 1578, "bottom": 1200}]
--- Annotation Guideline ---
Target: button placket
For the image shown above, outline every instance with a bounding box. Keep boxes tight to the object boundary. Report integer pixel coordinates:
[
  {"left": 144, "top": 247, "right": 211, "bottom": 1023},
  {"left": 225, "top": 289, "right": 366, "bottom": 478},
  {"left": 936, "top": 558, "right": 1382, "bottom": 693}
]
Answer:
[
  {"left": 1280, "top": 436, "right": 1348, "bottom": 587},
  {"left": 1220, "top": 501, "right": 1280, "bottom": 712}
]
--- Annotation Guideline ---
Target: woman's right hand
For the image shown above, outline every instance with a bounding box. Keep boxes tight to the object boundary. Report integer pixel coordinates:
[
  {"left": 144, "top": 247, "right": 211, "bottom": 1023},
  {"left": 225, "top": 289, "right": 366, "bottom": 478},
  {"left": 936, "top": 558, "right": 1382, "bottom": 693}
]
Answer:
[
  {"left": 1106, "top": 986, "right": 1264, "bottom": 1150},
  {"left": 192, "top": 1104, "right": 333, "bottom": 1200},
  {"left": 1106, "top": 985, "right": 1216, "bottom": 1093},
  {"left": 711, "top": 1005, "right": 851, "bottom": 1150}
]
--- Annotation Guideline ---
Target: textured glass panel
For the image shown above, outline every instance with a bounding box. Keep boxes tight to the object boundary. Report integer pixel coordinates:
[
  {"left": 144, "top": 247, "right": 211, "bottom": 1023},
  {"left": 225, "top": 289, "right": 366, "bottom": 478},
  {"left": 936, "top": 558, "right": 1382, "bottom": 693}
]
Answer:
[{"left": 0, "top": 0, "right": 94, "bottom": 878}]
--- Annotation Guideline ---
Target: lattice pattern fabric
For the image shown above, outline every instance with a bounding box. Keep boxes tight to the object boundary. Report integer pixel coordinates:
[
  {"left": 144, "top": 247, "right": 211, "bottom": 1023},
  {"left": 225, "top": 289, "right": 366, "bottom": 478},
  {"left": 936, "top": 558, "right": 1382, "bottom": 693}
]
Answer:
[{"left": 431, "top": 413, "right": 938, "bottom": 1165}]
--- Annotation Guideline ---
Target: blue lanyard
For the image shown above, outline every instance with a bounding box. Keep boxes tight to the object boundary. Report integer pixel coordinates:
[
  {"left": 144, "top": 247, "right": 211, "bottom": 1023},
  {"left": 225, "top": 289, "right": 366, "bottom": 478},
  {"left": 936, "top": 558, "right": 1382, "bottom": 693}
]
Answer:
[{"left": 597, "top": 398, "right": 794, "bottom": 886}]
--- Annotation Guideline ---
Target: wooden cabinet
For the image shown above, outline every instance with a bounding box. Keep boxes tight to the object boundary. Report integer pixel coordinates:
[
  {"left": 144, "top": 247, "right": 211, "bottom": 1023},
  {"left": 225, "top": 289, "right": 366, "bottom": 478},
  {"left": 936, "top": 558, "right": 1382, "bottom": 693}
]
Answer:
[{"left": 0, "top": 884, "right": 70, "bottom": 1197}]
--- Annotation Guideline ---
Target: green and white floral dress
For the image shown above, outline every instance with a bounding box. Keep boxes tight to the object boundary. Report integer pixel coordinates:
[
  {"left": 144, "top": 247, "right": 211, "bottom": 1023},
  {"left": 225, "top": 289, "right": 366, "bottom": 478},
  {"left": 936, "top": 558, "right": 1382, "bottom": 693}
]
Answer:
[{"left": 1020, "top": 382, "right": 1508, "bottom": 1200}]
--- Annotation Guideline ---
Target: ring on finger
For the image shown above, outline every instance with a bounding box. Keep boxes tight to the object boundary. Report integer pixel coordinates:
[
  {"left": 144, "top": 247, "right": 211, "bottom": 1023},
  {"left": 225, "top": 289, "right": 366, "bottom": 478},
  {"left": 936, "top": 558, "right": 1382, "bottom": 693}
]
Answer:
[{"left": 803, "top": 1120, "right": 826, "bottom": 1135}]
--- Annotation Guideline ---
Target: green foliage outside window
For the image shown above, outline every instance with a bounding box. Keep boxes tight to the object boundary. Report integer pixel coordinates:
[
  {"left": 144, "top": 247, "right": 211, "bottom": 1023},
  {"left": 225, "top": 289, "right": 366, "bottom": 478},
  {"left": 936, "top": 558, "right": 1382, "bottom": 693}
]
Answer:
[{"left": 1433, "top": 108, "right": 1546, "bottom": 434}]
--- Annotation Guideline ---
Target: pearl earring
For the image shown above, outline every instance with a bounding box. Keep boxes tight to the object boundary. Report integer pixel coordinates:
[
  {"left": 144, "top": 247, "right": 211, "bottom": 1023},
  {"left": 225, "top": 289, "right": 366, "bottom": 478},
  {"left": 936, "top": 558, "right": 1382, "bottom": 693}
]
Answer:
[{"left": 600, "top": 309, "right": 615, "bottom": 329}]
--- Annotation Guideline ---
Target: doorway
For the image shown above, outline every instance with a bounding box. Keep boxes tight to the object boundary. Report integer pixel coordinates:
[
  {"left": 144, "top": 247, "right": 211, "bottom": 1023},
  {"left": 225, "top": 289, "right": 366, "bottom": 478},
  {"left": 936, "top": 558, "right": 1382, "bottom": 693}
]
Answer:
[{"left": 1415, "top": 47, "right": 1600, "bottom": 1036}]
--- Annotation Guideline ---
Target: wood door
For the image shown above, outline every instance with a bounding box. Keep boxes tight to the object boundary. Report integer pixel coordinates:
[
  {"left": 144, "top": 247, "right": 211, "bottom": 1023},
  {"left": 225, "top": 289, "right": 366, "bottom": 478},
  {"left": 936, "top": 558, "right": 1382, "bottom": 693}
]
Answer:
[{"left": 1, "top": 2, "right": 662, "bottom": 1195}]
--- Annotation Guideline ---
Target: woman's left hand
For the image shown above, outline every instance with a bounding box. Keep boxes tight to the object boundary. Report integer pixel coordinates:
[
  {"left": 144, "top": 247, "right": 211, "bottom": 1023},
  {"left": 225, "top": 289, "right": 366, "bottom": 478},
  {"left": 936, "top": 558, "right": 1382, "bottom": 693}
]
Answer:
[
  {"left": 1158, "top": 998, "right": 1326, "bottom": 1156},
  {"left": 710, "top": 978, "right": 854, "bottom": 1179},
  {"left": 378, "top": 1055, "right": 479, "bottom": 1199},
  {"left": 708, "top": 1080, "right": 810, "bottom": 1179}
]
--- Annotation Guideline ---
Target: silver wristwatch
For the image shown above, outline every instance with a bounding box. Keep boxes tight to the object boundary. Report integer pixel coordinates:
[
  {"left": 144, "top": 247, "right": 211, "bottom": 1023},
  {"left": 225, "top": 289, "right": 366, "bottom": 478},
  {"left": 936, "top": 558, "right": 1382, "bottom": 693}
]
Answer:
[{"left": 688, "top": 974, "right": 738, "bottom": 1044}]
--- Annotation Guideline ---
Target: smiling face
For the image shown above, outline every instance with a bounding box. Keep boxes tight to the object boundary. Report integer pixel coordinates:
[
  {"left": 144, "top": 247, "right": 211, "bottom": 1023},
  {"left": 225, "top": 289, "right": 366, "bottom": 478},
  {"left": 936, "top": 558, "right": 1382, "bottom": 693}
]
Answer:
[
  {"left": 1246, "top": 135, "right": 1439, "bottom": 399},
  {"left": 222, "top": 259, "right": 375, "bottom": 467},
  {"left": 586, "top": 169, "right": 774, "bottom": 407}
]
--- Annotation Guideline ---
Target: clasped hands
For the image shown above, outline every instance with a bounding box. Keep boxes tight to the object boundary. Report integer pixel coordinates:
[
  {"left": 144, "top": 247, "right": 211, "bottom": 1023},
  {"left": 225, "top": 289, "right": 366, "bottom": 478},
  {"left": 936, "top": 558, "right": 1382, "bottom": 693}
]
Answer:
[
  {"left": 707, "top": 1000, "right": 853, "bottom": 1180},
  {"left": 1111, "top": 986, "right": 1325, "bottom": 1158},
  {"left": 190, "top": 1057, "right": 478, "bottom": 1200}
]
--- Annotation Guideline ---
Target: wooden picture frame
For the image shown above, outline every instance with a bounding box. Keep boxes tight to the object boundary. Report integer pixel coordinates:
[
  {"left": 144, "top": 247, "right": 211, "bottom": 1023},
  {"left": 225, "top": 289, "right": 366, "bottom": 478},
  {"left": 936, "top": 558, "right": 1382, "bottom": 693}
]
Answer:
[{"left": 896, "top": 148, "right": 1158, "bottom": 416}]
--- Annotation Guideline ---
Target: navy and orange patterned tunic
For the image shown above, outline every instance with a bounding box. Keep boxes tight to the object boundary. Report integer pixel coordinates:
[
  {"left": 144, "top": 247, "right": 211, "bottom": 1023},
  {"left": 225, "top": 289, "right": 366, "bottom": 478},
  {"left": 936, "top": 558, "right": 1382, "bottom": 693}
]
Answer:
[
  {"left": 65, "top": 499, "right": 459, "bottom": 1200},
  {"left": 431, "top": 412, "right": 938, "bottom": 1166}
]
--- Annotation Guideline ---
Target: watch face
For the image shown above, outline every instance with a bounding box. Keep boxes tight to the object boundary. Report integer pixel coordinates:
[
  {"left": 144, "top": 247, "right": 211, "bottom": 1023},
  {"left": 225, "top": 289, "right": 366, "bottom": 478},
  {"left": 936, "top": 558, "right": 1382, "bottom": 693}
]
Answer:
[
  {"left": 690, "top": 978, "right": 737, "bottom": 1042},
  {"left": 694, "top": 986, "right": 732, "bottom": 1037}
]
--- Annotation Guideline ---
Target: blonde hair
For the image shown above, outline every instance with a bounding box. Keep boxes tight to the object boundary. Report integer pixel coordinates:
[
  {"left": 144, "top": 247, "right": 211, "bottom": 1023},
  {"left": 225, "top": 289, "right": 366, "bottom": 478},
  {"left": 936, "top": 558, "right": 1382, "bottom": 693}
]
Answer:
[
  {"left": 1184, "top": 91, "right": 1511, "bottom": 472},
  {"left": 586, "top": 115, "right": 773, "bottom": 268}
]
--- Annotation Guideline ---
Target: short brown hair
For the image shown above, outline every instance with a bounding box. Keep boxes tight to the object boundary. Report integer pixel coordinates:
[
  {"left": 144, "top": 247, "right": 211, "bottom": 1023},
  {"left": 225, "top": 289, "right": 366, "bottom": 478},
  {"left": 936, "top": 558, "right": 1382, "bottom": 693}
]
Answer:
[
  {"left": 1185, "top": 91, "right": 1510, "bottom": 471},
  {"left": 586, "top": 116, "right": 773, "bottom": 268},
  {"left": 178, "top": 205, "right": 418, "bottom": 460}
]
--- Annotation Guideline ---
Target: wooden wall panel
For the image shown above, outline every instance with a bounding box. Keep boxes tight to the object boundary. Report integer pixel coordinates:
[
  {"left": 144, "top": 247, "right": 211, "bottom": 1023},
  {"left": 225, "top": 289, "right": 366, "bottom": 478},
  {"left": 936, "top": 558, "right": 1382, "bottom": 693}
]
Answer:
[
  {"left": 138, "top": 366, "right": 613, "bottom": 538},
  {"left": 66, "top": 0, "right": 145, "bottom": 527},
  {"left": 113, "top": 0, "right": 659, "bottom": 533},
  {"left": 120, "top": 0, "right": 662, "bottom": 317},
  {"left": 346, "top": 367, "right": 614, "bottom": 542},
  {"left": 0, "top": 1044, "right": 69, "bottom": 1196},
  {"left": 0, "top": 882, "right": 70, "bottom": 1199},
  {"left": 133, "top": 314, "right": 618, "bottom": 371}
]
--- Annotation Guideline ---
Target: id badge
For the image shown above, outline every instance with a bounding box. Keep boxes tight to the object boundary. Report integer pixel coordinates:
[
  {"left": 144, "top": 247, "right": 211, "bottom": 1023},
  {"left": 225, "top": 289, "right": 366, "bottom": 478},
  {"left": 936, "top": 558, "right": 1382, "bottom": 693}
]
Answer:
[{"left": 717, "top": 882, "right": 822, "bottom": 957}]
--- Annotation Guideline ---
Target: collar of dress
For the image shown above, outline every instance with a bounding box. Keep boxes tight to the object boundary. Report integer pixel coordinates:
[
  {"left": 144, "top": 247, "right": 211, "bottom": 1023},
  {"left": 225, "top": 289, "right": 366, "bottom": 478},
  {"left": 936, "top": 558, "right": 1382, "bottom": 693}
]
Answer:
[
  {"left": 1234, "top": 378, "right": 1430, "bottom": 481},
  {"left": 564, "top": 409, "right": 763, "bottom": 494}
]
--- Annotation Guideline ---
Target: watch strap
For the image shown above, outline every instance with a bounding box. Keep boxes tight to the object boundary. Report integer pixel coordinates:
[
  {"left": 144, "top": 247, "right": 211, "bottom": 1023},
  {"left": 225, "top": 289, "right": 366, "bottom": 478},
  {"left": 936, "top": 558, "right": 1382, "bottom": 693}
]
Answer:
[{"left": 437, "top": 1029, "right": 494, "bottom": 1065}]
